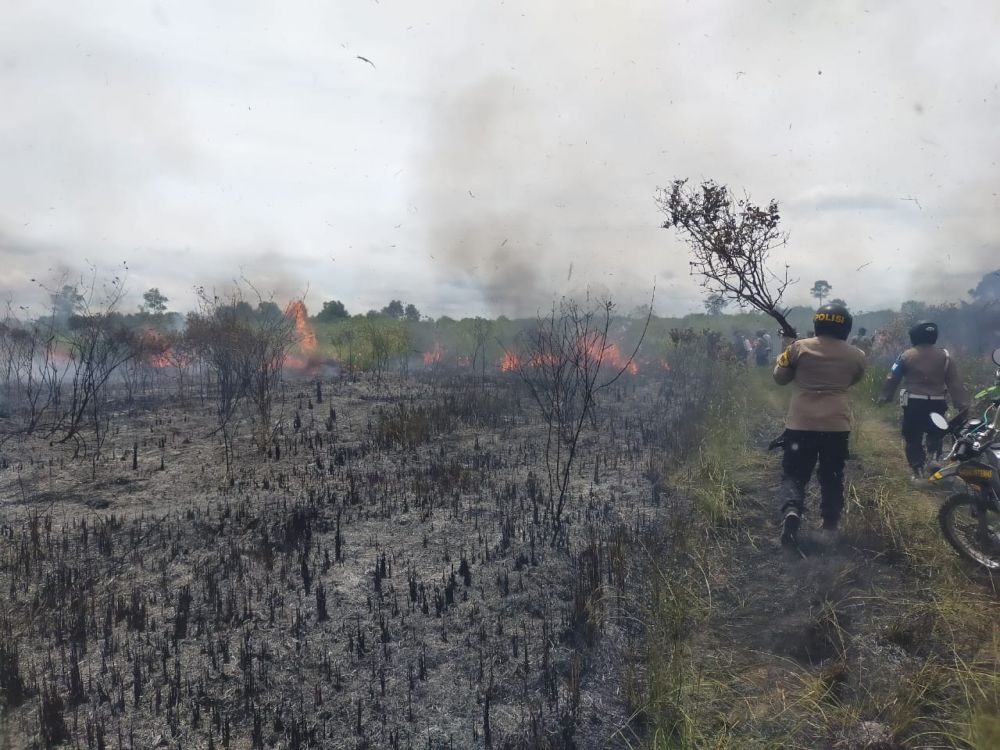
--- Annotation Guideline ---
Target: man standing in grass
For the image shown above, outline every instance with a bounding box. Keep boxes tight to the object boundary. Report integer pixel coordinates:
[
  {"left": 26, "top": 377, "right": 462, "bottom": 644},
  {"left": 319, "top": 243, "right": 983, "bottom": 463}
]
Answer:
[
  {"left": 773, "top": 304, "right": 867, "bottom": 545},
  {"left": 850, "top": 326, "right": 873, "bottom": 356},
  {"left": 877, "top": 320, "right": 969, "bottom": 479}
]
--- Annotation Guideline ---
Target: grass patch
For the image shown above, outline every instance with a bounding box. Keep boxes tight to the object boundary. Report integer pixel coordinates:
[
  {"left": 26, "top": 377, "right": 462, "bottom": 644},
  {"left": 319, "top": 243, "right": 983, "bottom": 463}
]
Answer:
[{"left": 645, "top": 365, "right": 1000, "bottom": 748}]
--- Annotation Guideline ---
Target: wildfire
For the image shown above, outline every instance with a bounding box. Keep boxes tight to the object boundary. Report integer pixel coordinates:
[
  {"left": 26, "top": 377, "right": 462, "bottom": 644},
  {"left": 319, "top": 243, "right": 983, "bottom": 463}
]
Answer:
[
  {"left": 284, "top": 300, "right": 318, "bottom": 355},
  {"left": 500, "top": 351, "right": 521, "bottom": 372},
  {"left": 423, "top": 342, "right": 445, "bottom": 366},
  {"left": 500, "top": 340, "right": 639, "bottom": 375},
  {"left": 604, "top": 342, "right": 639, "bottom": 375},
  {"left": 660, "top": 360, "right": 672, "bottom": 371},
  {"left": 139, "top": 330, "right": 175, "bottom": 369},
  {"left": 500, "top": 340, "right": 639, "bottom": 374},
  {"left": 579, "top": 337, "right": 639, "bottom": 375}
]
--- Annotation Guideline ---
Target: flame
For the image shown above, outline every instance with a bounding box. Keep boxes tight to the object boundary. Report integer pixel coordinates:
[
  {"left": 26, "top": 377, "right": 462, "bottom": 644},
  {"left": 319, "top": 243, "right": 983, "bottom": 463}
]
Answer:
[
  {"left": 604, "top": 342, "right": 639, "bottom": 375},
  {"left": 579, "top": 337, "right": 639, "bottom": 375},
  {"left": 529, "top": 352, "right": 561, "bottom": 367},
  {"left": 500, "top": 340, "right": 638, "bottom": 374},
  {"left": 500, "top": 351, "right": 521, "bottom": 372},
  {"left": 423, "top": 342, "right": 445, "bottom": 366},
  {"left": 284, "top": 300, "right": 317, "bottom": 355},
  {"left": 137, "top": 330, "right": 174, "bottom": 368}
]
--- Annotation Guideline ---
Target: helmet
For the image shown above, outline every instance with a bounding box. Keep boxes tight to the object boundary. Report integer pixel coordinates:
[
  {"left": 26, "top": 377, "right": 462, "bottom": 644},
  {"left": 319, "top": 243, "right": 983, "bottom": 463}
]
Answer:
[
  {"left": 813, "top": 303, "right": 853, "bottom": 340},
  {"left": 909, "top": 320, "right": 938, "bottom": 346}
]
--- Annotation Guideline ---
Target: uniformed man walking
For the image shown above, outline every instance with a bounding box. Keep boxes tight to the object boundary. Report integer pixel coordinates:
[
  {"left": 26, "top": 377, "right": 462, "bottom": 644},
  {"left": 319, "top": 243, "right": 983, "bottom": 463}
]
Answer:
[
  {"left": 878, "top": 320, "right": 969, "bottom": 479},
  {"left": 774, "top": 303, "right": 867, "bottom": 545}
]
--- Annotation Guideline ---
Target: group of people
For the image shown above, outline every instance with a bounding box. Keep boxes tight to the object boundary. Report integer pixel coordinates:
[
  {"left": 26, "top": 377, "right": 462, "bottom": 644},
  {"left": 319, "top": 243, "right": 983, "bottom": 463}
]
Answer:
[
  {"left": 771, "top": 303, "right": 968, "bottom": 546},
  {"left": 733, "top": 330, "right": 774, "bottom": 367}
]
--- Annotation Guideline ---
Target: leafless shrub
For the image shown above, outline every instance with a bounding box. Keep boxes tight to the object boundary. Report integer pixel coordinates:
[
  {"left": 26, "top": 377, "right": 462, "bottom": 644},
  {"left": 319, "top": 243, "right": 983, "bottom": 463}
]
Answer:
[
  {"left": 52, "top": 270, "right": 142, "bottom": 477},
  {"left": 0, "top": 314, "right": 66, "bottom": 444},
  {"left": 245, "top": 305, "right": 297, "bottom": 450},
  {"left": 514, "top": 296, "right": 647, "bottom": 543},
  {"left": 658, "top": 178, "right": 798, "bottom": 337},
  {"left": 186, "top": 287, "right": 297, "bottom": 477}
]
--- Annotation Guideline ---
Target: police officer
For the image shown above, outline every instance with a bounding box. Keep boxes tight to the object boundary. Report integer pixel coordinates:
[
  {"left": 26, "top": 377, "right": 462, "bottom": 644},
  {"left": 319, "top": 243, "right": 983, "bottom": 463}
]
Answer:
[
  {"left": 850, "top": 326, "right": 873, "bottom": 356},
  {"left": 774, "top": 303, "right": 867, "bottom": 545},
  {"left": 878, "top": 321, "right": 969, "bottom": 478}
]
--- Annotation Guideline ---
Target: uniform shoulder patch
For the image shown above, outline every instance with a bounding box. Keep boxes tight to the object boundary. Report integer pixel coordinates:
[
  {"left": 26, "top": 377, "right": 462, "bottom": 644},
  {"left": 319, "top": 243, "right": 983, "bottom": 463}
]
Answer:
[{"left": 777, "top": 348, "right": 791, "bottom": 368}]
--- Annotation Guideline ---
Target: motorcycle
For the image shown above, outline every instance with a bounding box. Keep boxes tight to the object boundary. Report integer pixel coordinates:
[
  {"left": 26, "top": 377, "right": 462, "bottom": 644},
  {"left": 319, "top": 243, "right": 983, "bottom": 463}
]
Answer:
[{"left": 928, "top": 347, "right": 1000, "bottom": 570}]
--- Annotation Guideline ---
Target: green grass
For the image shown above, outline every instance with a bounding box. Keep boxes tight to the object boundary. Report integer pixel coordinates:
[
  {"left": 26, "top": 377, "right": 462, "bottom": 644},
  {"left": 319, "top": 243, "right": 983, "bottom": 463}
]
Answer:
[{"left": 644, "top": 367, "right": 1000, "bottom": 748}]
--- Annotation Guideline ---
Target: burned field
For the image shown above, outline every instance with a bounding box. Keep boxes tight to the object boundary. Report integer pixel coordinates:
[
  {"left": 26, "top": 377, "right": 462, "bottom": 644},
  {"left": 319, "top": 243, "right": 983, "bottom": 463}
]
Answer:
[{"left": 0, "top": 347, "right": 723, "bottom": 749}]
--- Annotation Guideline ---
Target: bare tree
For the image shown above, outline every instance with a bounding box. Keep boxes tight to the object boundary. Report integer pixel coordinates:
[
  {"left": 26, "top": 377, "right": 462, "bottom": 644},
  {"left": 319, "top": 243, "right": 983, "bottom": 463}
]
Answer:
[
  {"left": 244, "top": 303, "right": 297, "bottom": 451},
  {"left": 657, "top": 179, "right": 797, "bottom": 337},
  {"left": 514, "top": 296, "right": 648, "bottom": 544},
  {"left": 186, "top": 286, "right": 297, "bottom": 477},
  {"left": 55, "top": 270, "right": 140, "bottom": 476},
  {"left": 334, "top": 328, "right": 358, "bottom": 381},
  {"left": 186, "top": 295, "right": 254, "bottom": 478},
  {"left": 156, "top": 330, "right": 196, "bottom": 399},
  {"left": 0, "top": 312, "right": 67, "bottom": 445}
]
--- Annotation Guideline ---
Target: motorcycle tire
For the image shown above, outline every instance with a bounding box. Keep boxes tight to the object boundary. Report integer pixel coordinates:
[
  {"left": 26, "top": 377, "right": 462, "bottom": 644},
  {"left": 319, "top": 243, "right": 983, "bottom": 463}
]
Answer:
[{"left": 938, "top": 493, "right": 1000, "bottom": 571}]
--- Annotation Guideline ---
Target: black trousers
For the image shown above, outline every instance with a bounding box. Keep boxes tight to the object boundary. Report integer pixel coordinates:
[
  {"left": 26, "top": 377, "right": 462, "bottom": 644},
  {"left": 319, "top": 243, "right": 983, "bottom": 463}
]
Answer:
[
  {"left": 901, "top": 398, "right": 947, "bottom": 471},
  {"left": 777, "top": 430, "right": 850, "bottom": 523}
]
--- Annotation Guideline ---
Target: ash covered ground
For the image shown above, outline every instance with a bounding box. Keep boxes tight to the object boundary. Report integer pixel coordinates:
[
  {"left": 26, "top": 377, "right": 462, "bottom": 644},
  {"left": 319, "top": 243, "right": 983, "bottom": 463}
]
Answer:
[{"left": 0, "top": 352, "right": 723, "bottom": 749}]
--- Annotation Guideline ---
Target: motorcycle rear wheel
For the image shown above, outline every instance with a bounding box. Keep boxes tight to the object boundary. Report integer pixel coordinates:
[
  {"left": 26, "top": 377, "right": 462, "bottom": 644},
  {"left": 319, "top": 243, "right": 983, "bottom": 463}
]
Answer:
[{"left": 939, "top": 493, "right": 1000, "bottom": 570}]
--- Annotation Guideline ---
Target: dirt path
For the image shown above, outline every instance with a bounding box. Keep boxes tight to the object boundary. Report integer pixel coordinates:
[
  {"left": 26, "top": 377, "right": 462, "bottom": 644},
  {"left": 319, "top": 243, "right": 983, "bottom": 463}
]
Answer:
[{"left": 655, "top": 383, "right": 985, "bottom": 748}]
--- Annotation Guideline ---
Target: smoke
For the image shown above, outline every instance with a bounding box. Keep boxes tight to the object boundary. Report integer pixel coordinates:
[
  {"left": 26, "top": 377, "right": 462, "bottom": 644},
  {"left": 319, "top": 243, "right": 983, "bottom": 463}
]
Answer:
[
  {"left": 4, "top": 1, "right": 1000, "bottom": 318},
  {"left": 420, "top": 76, "right": 549, "bottom": 316}
]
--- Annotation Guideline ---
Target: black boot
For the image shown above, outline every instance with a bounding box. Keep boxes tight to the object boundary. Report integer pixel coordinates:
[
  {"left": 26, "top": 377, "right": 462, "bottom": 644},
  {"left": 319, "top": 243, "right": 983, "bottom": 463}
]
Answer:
[{"left": 781, "top": 508, "right": 800, "bottom": 546}]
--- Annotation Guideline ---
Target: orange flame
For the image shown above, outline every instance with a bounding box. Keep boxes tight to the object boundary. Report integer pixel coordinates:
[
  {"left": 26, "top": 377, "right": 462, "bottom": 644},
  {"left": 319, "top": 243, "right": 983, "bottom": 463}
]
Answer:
[
  {"left": 423, "top": 342, "right": 445, "bottom": 366},
  {"left": 529, "top": 352, "right": 561, "bottom": 367},
  {"left": 500, "top": 340, "right": 638, "bottom": 374},
  {"left": 579, "top": 337, "right": 639, "bottom": 375},
  {"left": 500, "top": 351, "right": 521, "bottom": 372},
  {"left": 284, "top": 300, "right": 317, "bottom": 355},
  {"left": 604, "top": 342, "right": 639, "bottom": 375},
  {"left": 137, "top": 330, "right": 174, "bottom": 368}
]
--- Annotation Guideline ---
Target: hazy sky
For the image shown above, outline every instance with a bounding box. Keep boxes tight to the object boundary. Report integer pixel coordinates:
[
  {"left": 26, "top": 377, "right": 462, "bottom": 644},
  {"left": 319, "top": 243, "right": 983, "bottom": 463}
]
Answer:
[{"left": 2, "top": 0, "right": 999, "bottom": 317}]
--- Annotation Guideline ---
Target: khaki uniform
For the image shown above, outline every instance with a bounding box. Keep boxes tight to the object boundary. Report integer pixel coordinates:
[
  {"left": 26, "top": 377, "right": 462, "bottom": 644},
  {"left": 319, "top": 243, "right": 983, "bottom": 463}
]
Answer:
[
  {"left": 879, "top": 345, "right": 969, "bottom": 409},
  {"left": 850, "top": 334, "right": 872, "bottom": 356},
  {"left": 772, "top": 335, "right": 866, "bottom": 525},
  {"left": 880, "top": 344, "right": 969, "bottom": 472},
  {"left": 774, "top": 336, "right": 867, "bottom": 431}
]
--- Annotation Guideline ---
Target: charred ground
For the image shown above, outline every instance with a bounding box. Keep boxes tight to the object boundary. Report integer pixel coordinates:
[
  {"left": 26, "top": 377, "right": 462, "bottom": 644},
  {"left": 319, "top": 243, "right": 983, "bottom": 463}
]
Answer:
[{"left": 0, "top": 343, "right": 725, "bottom": 749}]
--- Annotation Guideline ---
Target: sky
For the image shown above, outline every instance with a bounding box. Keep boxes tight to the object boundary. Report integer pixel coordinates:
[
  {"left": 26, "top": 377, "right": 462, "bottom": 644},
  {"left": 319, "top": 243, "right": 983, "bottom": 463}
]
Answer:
[{"left": 2, "top": 0, "right": 999, "bottom": 318}]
